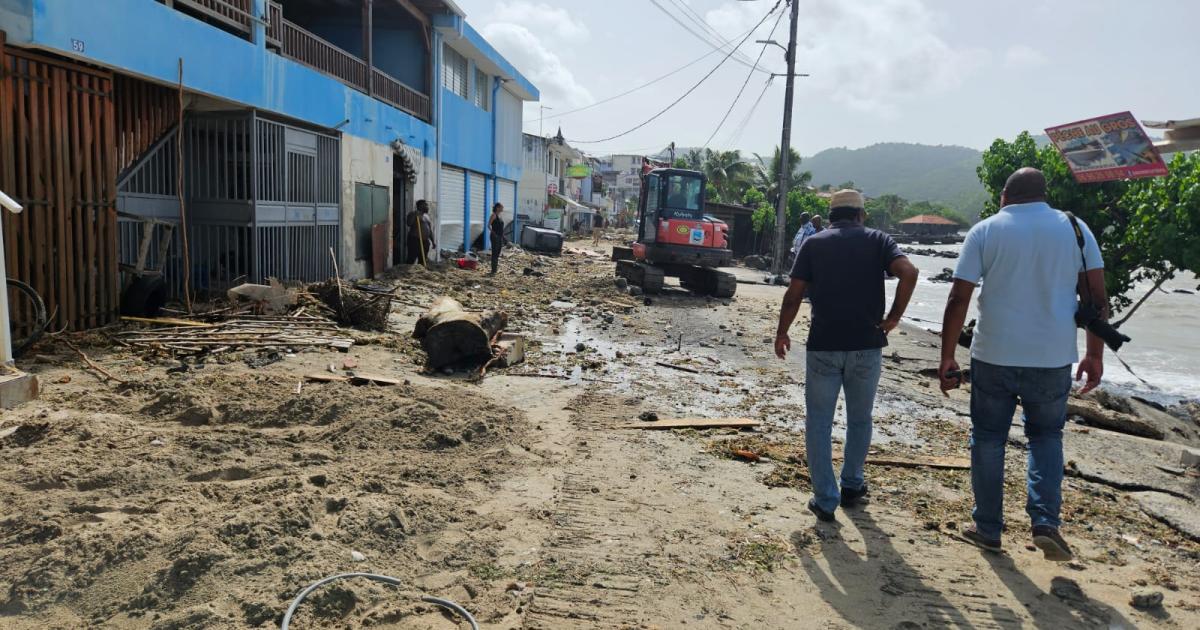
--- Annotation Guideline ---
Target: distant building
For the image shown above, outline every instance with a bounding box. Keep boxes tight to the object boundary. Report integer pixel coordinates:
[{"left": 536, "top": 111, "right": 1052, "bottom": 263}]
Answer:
[
  {"left": 897, "top": 214, "right": 960, "bottom": 236},
  {"left": 518, "top": 133, "right": 551, "bottom": 227}
]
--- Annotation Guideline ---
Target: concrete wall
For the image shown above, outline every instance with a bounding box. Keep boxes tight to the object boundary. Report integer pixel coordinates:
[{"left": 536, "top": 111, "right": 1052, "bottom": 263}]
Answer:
[
  {"left": 339, "top": 135, "right": 433, "bottom": 278},
  {"left": 440, "top": 89, "right": 492, "bottom": 174}
]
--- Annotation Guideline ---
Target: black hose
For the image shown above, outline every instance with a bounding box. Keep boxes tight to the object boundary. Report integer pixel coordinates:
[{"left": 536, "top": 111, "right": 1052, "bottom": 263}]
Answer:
[
  {"left": 6, "top": 279, "right": 47, "bottom": 359},
  {"left": 280, "top": 572, "right": 479, "bottom": 630}
]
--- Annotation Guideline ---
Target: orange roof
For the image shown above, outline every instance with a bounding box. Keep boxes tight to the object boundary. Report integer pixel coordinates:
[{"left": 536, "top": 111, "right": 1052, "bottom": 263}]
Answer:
[{"left": 899, "top": 214, "right": 958, "bottom": 225}]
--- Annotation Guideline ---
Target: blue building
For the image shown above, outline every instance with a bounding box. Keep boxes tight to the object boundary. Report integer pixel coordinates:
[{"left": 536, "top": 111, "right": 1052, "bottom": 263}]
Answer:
[{"left": 0, "top": 0, "right": 537, "bottom": 329}]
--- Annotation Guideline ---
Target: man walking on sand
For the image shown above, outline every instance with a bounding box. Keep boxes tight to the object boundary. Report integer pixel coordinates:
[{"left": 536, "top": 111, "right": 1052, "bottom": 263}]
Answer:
[
  {"left": 939, "top": 168, "right": 1107, "bottom": 561},
  {"left": 776, "top": 190, "right": 920, "bottom": 522}
]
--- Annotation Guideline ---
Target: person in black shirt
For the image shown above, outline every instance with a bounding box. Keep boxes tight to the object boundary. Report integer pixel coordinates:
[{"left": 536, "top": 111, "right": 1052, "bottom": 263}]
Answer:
[
  {"left": 489, "top": 203, "right": 506, "bottom": 276},
  {"left": 775, "top": 189, "right": 919, "bottom": 522}
]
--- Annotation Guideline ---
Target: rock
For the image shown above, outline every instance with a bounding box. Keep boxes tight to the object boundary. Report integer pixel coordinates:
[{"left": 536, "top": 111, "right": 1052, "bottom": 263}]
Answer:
[
  {"left": 643, "top": 297, "right": 652, "bottom": 306},
  {"left": 627, "top": 285, "right": 643, "bottom": 296},
  {"left": 1067, "top": 399, "right": 1165, "bottom": 440},
  {"left": 615, "top": 277, "right": 629, "bottom": 290},
  {"left": 1132, "top": 492, "right": 1200, "bottom": 542},
  {"left": 350, "top": 550, "right": 366, "bottom": 562},
  {"left": 1130, "top": 588, "right": 1164, "bottom": 609},
  {"left": 308, "top": 474, "right": 329, "bottom": 487},
  {"left": 639, "top": 411, "right": 659, "bottom": 422},
  {"left": 930, "top": 268, "right": 955, "bottom": 283},
  {"left": 574, "top": 343, "right": 586, "bottom": 352},
  {"left": 150, "top": 438, "right": 165, "bottom": 447}
]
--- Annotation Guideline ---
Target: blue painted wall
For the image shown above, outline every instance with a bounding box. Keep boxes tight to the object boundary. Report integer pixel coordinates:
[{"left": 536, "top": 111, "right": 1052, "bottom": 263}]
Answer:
[
  {"left": 374, "top": 26, "right": 426, "bottom": 91},
  {"left": 440, "top": 89, "right": 492, "bottom": 174},
  {"left": 10, "top": 0, "right": 435, "bottom": 154}
]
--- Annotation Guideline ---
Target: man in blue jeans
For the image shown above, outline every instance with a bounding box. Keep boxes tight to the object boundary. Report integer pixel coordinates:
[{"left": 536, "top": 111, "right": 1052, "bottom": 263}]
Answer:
[
  {"left": 775, "top": 189, "right": 919, "bottom": 522},
  {"left": 939, "top": 168, "right": 1107, "bottom": 561}
]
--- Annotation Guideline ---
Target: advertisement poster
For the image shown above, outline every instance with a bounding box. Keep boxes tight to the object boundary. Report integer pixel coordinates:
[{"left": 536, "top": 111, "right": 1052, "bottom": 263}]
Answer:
[{"left": 1045, "top": 112, "right": 1168, "bottom": 183}]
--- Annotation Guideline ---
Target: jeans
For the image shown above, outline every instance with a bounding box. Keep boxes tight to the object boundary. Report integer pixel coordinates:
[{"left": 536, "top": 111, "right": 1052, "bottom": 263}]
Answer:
[
  {"left": 969, "top": 359, "right": 1072, "bottom": 540},
  {"left": 805, "top": 349, "right": 883, "bottom": 513}
]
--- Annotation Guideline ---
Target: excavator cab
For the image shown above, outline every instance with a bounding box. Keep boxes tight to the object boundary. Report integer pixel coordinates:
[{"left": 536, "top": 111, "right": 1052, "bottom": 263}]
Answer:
[{"left": 614, "top": 168, "right": 736, "bottom": 297}]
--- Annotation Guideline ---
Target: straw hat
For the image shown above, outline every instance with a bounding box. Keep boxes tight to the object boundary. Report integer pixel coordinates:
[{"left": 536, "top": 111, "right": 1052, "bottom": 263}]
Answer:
[{"left": 829, "top": 189, "right": 865, "bottom": 210}]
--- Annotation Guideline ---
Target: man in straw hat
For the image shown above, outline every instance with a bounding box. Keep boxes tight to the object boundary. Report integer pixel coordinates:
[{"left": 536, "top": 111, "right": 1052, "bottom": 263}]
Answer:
[{"left": 775, "top": 189, "right": 920, "bottom": 522}]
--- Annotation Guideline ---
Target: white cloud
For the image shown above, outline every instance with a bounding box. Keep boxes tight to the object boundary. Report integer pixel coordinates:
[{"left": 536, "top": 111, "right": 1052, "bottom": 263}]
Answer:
[
  {"left": 1003, "top": 44, "right": 1048, "bottom": 69},
  {"left": 479, "top": 23, "right": 594, "bottom": 109},
  {"left": 705, "top": 0, "right": 984, "bottom": 116},
  {"left": 486, "top": 1, "right": 590, "bottom": 41},
  {"left": 477, "top": 1, "right": 593, "bottom": 109}
]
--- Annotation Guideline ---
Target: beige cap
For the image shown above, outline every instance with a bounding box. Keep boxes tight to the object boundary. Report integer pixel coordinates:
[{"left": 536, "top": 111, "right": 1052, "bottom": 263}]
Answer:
[{"left": 829, "top": 189, "right": 865, "bottom": 210}]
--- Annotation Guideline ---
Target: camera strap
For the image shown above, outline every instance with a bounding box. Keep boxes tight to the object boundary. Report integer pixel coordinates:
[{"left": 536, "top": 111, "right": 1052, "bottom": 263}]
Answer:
[{"left": 1063, "top": 211, "right": 1093, "bottom": 295}]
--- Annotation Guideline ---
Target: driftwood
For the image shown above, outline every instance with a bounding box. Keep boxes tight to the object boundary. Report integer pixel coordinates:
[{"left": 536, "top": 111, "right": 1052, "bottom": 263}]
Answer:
[
  {"left": 1067, "top": 399, "right": 1165, "bottom": 440},
  {"left": 413, "top": 297, "right": 507, "bottom": 369}
]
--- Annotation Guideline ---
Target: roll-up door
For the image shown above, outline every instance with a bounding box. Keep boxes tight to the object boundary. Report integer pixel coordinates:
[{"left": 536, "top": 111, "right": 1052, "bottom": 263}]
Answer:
[
  {"left": 469, "top": 172, "right": 486, "bottom": 248},
  {"left": 497, "top": 179, "right": 517, "bottom": 240},
  {"left": 439, "top": 165, "right": 465, "bottom": 252}
]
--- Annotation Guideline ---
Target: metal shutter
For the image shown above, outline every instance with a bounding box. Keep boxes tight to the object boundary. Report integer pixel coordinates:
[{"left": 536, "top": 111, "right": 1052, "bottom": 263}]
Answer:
[
  {"left": 469, "top": 172, "right": 486, "bottom": 247},
  {"left": 442, "top": 46, "right": 468, "bottom": 99},
  {"left": 439, "top": 166, "right": 465, "bottom": 252},
  {"left": 497, "top": 180, "right": 516, "bottom": 213}
]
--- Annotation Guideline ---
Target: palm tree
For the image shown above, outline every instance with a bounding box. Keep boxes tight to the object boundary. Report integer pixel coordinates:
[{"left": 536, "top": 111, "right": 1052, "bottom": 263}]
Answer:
[
  {"left": 753, "top": 146, "right": 812, "bottom": 203},
  {"left": 681, "top": 149, "right": 703, "bottom": 171},
  {"left": 701, "top": 149, "right": 753, "bottom": 203}
]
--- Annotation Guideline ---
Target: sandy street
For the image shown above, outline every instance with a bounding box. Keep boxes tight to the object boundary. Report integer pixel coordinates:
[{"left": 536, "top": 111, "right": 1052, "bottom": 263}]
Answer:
[{"left": 2, "top": 238, "right": 1198, "bottom": 629}]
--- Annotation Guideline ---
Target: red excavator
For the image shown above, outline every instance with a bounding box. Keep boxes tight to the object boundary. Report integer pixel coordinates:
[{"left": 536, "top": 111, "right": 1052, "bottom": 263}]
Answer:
[{"left": 612, "top": 168, "right": 736, "bottom": 297}]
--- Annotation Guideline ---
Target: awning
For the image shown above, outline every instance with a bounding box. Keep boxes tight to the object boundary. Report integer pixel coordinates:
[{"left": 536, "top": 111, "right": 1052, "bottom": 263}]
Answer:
[{"left": 553, "top": 193, "right": 588, "bottom": 211}]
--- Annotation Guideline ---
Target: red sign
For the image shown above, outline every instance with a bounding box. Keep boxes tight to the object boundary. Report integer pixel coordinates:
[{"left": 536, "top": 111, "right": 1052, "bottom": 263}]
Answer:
[{"left": 1045, "top": 112, "right": 1168, "bottom": 183}]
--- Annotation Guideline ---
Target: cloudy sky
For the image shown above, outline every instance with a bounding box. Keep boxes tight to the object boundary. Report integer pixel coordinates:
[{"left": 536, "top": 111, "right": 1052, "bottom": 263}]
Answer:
[{"left": 458, "top": 0, "right": 1198, "bottom": 157}]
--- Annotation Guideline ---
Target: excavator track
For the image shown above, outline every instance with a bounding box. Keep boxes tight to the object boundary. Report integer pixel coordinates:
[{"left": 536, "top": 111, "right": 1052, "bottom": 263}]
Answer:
[
  {"left": 679, "top": 267, "right": 737, "bottom": 298},
  {"left": 615, "top": 260, "right": 665, "bottom": 294}
]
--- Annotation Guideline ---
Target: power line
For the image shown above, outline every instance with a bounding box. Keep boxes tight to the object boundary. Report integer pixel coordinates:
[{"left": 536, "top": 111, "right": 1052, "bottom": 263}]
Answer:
[
  {"left": 568, "top": 0, "right": 782, "bottom": 145},
  {"left": 721, "top": 77, "right": 774, "bottom": 149},
  {"left": 648, "top": 0, "right": 773, "bottom": 76},
  {"left": 663, "top": 0, "right": 763, "bottom": 70},
  {"left": 700, "top": 6, "right": 786, "bottom": 151},
  {"left": 520, "top": 22, "right": 763, "bottom": 126}
]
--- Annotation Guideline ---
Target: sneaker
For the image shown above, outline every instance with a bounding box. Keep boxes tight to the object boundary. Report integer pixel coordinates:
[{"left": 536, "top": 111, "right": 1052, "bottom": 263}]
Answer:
[
  {"left": 840, "top": 482, "right": 869, "bottom": 508},
  {"left": 1031, "top": 525, "right": 1073, "bottom": 562},
  {"left": 807, "top": 498, "right": 836, "bottom": 522},
  {"left": 961, "top": 526, "right": 1002, "bottom": 553}
]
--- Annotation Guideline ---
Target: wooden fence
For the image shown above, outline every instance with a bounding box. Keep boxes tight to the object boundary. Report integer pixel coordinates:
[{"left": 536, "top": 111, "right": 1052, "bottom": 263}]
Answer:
[{"left": 0, "top": 35, "right": 120, "bottom": 333}]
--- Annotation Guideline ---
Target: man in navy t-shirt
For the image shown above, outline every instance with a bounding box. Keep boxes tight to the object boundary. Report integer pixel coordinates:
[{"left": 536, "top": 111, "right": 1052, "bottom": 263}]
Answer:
[{"left": 775, "top": 189, "right": 920, "bottom": 522}]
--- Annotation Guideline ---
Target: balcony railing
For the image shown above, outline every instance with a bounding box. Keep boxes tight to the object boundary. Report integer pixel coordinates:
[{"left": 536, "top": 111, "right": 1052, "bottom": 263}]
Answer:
[
  {"left": 168, "top": 0, "right": 256, "bottom": 38},
  {"left": 163, "top": 0, "right": 431, "bottom": 122},
  {"left": 372, "top": 69, "right": 431, "bottom": 122}
]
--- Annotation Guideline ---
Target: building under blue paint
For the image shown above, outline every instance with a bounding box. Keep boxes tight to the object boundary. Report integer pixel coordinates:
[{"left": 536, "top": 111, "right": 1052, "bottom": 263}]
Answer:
[{"left": 0, "top": 0, "right": 537, "bottom": 322}]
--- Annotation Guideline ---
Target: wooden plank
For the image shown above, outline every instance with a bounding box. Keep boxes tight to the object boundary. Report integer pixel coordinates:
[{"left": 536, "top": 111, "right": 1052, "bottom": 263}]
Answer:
[
  {"left": 619, "top": 417, "right": 761, "bottom": 430},
  {"left": 654, "top": 361, "right": 702, "bottom": 374},
  {"left": 349, "top": 373, "right": 402, "bottom": 386},
  {"left": 29, "top": 60, "right": 47, "bottom": 328},
  {"left": 864, "top": 455, "right": 970, "bottom": 471},
  {"left": 72, "top": 71, "right": 88, "bottom": 328},
  {"left": 52, "top": 66, "right": 73, "bottom": 329},
  {"left": 101, "top": 74, "right": 117, "bottom": 326},
  {"left": 120, "top": 316, "right": 214, "bottom": 327}
]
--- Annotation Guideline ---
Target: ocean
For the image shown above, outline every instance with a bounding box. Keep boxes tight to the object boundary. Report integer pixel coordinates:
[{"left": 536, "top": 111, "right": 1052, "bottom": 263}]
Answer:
[{"left": 890, "top": 243, "right": 1199, "bottom": 404}]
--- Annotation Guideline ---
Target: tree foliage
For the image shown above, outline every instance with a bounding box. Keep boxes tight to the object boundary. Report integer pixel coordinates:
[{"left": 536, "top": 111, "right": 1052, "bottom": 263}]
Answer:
[
  {"left": 977, "top": 131, "right": 1200, "bottom": 315},
  {"left": 700, "top": 149, "right": 754, "bottom": 204}
]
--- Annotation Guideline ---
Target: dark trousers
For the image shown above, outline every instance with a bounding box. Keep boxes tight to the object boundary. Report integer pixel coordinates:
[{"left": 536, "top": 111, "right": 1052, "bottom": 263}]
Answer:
[{"left": 490, "top": 241, "right": 502, "bottom": 274}]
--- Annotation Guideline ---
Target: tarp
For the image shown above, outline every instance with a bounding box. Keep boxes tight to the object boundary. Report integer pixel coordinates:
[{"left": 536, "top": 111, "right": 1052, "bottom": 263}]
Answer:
[{"left": 1045, "top": 112, "right": 1168, "bottom": 183}]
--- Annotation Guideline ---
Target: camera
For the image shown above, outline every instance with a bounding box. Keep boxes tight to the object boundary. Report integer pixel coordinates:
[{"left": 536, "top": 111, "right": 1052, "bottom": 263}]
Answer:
[{"left": 1075, "top": 301, "right": 1130, "bottom": 352}]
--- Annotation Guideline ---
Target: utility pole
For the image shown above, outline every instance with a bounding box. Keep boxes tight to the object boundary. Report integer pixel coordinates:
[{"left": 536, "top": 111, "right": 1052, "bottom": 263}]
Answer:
[{"left": 771, "top": 0, "right": 800, "bottom": 278}]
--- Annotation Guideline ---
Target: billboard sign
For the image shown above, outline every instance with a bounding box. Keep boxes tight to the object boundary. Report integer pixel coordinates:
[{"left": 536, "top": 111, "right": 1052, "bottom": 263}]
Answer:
[
  {"left": 1045, "top": 112, "right": 1168, "bottom": 183},
  {"left": 566, "top": 164, "right": 592, "bottom": 179}
]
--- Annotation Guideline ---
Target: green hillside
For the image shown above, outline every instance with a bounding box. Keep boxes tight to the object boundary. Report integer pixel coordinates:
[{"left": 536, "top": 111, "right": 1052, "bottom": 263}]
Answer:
[{"left": 801, "top": 143, "right": 989, "bottom": 222}]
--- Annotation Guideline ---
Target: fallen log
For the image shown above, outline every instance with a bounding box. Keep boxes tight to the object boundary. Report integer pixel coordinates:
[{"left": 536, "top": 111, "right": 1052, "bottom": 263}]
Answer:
[
  {"left": 1067, "top": 399, "right": 1165, "bottom": 440},
  {"left": 413, "top": 297, "right": 507, "bottom": 369}
]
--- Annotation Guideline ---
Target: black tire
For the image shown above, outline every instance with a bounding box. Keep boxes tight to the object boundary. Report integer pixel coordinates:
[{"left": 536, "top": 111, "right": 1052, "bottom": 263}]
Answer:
[
  {"left": 121, "top": 275, "right": 168, "bottom": 318},
  {"left": 6, "top": 278, "right": 47, "bottom": 359}
]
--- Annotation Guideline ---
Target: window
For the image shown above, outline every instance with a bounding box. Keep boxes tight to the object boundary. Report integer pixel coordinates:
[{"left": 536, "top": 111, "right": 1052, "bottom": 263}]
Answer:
[
  {"left": 442, "top": 46, "right": 468, "bottom": 99},
  {"left": 661, "top": 174, "right": 703, "bottom": 219},
  {"left": 474, "top": 68, "right": 489, "bottom": 110}
]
